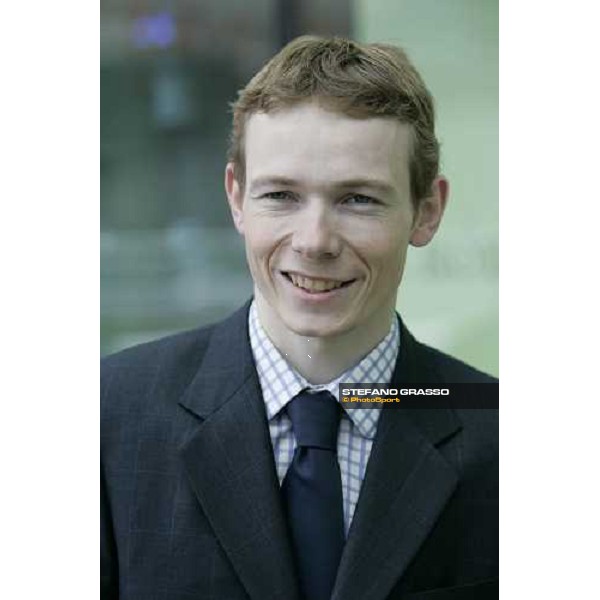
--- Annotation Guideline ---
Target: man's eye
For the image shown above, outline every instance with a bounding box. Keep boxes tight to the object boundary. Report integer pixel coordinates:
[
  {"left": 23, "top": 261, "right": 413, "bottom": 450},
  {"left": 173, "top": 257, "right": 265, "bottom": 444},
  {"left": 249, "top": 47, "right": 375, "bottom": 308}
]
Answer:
[
  {"left": 344, "top": 194, "right": 379, "bottom": 205},
  {"left": 262, "top": 191, "right": 295, "bottom": 201}
]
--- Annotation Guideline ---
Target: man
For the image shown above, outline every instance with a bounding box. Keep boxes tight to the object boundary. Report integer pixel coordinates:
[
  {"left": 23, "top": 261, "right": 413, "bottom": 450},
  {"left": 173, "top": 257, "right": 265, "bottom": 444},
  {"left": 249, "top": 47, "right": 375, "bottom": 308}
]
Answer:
[{"left": 102, "top": 36, "right": 498, "bottom": 599}]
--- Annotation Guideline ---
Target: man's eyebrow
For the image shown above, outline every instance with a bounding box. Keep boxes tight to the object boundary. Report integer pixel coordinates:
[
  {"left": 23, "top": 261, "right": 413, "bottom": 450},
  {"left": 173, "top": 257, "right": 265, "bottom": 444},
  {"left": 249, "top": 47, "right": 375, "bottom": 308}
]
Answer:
[
  {"left": 333, "top": 178, "right": 395, "bottom": 194},
  {"left": 249, "top": 176, "right": 395, "bottom": 194},
  {"left": 249, "top": 176, "right": 299, "bottom": 192}
]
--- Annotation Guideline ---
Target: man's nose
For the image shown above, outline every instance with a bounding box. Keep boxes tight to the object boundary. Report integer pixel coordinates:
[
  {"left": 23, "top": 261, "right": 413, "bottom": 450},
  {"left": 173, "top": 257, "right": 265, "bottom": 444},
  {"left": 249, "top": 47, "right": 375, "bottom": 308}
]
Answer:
[{"left": 290, "top": 203, "right": 342, "bottom": 259}]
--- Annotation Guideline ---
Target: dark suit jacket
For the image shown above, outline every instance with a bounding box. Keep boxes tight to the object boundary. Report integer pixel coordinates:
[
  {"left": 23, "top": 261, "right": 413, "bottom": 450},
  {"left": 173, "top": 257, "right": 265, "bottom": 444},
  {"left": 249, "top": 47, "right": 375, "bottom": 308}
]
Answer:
[{"left": 101, "top": 302, "right": 498, "bottom": 600}]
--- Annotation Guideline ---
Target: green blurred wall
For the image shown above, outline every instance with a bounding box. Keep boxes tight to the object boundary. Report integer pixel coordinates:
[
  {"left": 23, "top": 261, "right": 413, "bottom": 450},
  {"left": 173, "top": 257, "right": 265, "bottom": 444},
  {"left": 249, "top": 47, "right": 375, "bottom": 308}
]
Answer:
[{"left": 355, "top": 0, "right": 499, "bottom": 377}]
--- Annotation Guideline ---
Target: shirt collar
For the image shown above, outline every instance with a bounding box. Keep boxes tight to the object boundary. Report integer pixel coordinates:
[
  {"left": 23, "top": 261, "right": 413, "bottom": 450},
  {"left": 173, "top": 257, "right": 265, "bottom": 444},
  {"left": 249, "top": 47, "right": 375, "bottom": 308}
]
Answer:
[{"left": 248, "top": 301, "right": 400, "bottom": 439}]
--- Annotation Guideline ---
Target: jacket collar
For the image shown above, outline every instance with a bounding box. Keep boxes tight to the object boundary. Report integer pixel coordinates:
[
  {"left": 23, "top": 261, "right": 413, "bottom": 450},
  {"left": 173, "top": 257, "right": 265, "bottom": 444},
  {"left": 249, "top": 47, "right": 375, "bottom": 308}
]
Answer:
[
  {"left": 331, "top": 320, "right": 462, "bottom": 600},
  {"left": 178, "top": 301, "right": 302, "bottom": 600}
]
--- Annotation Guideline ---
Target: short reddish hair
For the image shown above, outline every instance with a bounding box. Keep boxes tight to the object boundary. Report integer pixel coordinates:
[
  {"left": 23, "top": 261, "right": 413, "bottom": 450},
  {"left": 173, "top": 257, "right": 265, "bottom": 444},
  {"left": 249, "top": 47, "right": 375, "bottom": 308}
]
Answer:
[{"left": 228, "top": 35, "right": 439, "bottom": 205}]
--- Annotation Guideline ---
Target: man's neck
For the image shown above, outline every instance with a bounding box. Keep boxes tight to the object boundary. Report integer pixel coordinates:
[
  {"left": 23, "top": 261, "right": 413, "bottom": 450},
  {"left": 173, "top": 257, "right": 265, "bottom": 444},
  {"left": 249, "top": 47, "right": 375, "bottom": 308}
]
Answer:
[{"left": 255, "top": 300, "right": 395, "bottom": 385}]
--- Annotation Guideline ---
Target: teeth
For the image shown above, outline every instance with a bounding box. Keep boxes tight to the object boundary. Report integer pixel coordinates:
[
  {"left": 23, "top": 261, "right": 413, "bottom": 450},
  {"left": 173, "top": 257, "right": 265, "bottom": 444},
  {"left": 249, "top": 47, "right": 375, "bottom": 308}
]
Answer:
[{"left": 288, "top": 273, "right": 344, "bottom": 292}]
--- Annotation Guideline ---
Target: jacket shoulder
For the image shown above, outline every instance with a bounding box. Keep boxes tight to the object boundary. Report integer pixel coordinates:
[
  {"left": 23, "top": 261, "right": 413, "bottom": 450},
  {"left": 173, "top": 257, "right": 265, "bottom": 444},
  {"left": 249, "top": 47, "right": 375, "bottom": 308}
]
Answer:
[
  {"left": 101, "top": 323, "right": 216, "bottom": 415},
  {"left": 415, "top": 341, "right": 498, "bottom": 451},
  {"left": 418, "top": 343, "right": 498, "bottom": 384}
]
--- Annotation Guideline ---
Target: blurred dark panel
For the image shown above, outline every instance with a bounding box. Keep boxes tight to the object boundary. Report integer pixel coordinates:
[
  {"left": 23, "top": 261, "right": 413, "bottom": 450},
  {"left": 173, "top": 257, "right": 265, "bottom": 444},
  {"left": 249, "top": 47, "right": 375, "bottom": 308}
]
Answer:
[{"left": 276, "top": 0, "right": 352, "bottom": 46}]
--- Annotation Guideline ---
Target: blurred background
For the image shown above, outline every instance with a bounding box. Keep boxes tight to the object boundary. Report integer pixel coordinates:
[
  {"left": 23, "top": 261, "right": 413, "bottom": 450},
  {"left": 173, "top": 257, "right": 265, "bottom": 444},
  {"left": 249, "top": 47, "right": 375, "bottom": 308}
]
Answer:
[{"left": 101, "top": 0, "right": 498, "bottom": 376}]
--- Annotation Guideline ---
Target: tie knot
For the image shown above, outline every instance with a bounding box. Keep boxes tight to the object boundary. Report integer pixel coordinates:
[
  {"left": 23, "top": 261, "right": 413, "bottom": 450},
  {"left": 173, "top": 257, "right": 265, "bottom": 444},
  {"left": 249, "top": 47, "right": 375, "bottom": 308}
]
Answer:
[{"left": 286, "top": 390, "right": 341, "bottom": 451}]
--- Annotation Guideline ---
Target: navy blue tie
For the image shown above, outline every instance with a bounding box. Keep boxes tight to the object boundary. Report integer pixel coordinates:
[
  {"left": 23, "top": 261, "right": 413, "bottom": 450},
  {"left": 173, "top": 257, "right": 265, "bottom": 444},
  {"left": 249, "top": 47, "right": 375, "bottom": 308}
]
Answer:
[{"left": 282, "top": 390, "right": 345, "bottom": 600}]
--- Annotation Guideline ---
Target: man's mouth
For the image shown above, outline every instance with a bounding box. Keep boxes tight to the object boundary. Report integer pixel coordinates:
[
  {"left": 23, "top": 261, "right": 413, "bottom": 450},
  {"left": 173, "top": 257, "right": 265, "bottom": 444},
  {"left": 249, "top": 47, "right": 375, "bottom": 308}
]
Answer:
[{"left": 280, "top": 271, "right": 356, "bottom": 293}]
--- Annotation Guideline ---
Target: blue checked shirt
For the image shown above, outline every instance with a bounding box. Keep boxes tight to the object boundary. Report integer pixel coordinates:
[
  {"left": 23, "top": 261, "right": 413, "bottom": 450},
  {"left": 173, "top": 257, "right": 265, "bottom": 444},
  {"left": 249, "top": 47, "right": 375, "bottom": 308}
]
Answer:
[{"left": 248, "top": 301, "right": 400, "bottom": 535}]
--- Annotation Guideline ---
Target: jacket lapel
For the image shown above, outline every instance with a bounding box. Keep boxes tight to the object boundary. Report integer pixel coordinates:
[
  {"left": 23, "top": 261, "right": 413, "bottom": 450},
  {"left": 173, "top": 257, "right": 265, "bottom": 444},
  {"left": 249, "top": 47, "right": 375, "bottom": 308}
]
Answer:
[
  {"left": 178, "top": 303, "right": 300, "bottom": 600},
  {"left": 332, "top": 319, "right": 462, "bottom": 600}
]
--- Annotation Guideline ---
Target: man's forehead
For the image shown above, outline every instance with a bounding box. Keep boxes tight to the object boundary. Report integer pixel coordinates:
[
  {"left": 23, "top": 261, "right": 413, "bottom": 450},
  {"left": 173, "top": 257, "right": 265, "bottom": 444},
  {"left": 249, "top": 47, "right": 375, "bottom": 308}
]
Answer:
[
  {"left": 244, "top": 103, "right": 412, "bottom": 185},
  {"left": 244, "top": 102, "right": 410, "bottom": 143}
]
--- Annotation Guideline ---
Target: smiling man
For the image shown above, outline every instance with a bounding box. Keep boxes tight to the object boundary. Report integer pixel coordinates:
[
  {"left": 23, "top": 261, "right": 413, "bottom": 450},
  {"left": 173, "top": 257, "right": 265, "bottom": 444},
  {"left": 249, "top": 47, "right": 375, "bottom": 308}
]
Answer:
[{"left": 102, "top": 37, "right": 498, "bottom": 600}]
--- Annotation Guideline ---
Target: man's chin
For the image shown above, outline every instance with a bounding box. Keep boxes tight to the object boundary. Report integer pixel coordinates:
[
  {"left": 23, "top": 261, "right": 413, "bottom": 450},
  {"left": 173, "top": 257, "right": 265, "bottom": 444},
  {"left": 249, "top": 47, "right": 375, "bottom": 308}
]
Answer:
[
  {"left": 255, "top": 293, "right": 357, "bottom": 339},
  {"left": 281, "top": 313, "right": 353, "bottom": 339}
]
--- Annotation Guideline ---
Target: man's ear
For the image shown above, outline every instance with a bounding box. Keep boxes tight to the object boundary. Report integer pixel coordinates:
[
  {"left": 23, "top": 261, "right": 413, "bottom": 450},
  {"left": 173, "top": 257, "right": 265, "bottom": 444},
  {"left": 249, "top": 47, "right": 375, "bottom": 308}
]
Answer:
[
  {"left": 410, "top": 176, "right": 449, "bottom": 247},
  {"left": 225, "top": 162, "right": 245, "bottom": 235}
]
